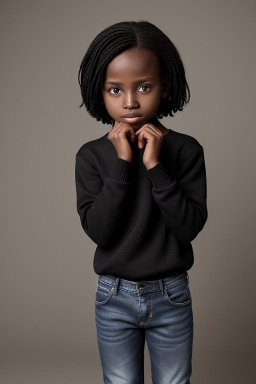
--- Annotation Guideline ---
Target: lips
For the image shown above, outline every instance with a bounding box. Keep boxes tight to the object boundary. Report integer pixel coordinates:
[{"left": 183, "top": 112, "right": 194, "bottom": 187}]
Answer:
[
  {"left": 121, "top": 114, "right": 143, "bottom": 118},
  {"left": 120, "top": 114, "right": 143, "bottom": 124}
]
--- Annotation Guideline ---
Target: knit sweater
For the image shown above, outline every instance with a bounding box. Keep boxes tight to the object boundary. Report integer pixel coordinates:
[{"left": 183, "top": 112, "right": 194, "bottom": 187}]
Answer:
[{"left": 75, "top": 128, "right": 208, "bottom": 281}]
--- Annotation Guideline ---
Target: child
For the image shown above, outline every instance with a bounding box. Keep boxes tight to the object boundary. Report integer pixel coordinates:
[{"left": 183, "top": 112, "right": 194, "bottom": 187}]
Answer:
[{"left": 75, "top": 20, "right": 208, "bottom": 384}]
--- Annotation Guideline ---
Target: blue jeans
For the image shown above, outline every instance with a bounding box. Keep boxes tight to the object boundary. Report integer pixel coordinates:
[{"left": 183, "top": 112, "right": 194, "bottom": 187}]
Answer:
[{"left": 95, "top": 271, "right": 193, "bottom": 384}]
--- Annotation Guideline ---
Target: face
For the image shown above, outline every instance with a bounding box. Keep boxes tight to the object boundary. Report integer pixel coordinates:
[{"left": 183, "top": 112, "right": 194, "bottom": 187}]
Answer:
[{"left": 101, "top": 47, "right": 169, "bottom": 130}]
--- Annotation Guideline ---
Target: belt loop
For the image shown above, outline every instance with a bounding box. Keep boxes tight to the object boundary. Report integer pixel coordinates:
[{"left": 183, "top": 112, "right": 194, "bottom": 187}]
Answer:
[
  {"left": 113, "top": 277, "right": 120, "bottom": 295},
  {"left": 159, "top": 279, "right": 164, "bottom": 295}
]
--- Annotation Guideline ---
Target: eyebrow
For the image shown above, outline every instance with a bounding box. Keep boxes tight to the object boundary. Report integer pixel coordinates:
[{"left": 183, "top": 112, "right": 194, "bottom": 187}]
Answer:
[{"left": 106, "top": 78, "right": 154, "bottom": 85}]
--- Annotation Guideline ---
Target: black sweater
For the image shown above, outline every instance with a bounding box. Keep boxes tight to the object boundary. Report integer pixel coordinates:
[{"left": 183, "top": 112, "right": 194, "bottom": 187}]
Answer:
[{"left": 75, "top": 128, "right": 208, "bottom": 281}]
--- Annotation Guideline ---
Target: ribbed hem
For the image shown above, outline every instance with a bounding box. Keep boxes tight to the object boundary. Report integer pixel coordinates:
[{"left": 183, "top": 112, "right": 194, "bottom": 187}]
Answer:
[
  {"left": 146, "top": 161, "right": 174, "bottom": 188},
  {"left": 108, "top": 157, "right": 134, "bottom": 183}
]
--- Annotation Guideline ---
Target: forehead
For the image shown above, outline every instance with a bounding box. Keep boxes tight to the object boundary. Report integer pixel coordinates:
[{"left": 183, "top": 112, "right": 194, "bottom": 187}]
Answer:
[{"left": 104, "top": 47, "right": 161, "bottom": 79}]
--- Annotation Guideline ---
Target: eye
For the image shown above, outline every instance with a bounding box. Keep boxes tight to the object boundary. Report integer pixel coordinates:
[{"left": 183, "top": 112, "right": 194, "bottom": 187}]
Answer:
[
  {"left": 138, "top": 85, "right": 151, "bottom": 92},
  {"left": 109, "top": 87, "right": 121, "bottom": 95}
]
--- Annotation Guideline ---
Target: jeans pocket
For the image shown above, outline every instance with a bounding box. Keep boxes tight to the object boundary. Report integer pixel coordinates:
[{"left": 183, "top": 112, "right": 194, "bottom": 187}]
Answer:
[
  {"left": 164, "top": 278, "right": 192, "bottom": 306},
  {"left": 95, "top": 277, "right": 115, "bottom": 306}
]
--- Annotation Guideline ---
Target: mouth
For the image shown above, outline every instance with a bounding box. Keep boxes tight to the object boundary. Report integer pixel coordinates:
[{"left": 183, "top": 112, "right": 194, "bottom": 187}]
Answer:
[{"left": 120, "top": 115, "right": 143, "bottom": 124}]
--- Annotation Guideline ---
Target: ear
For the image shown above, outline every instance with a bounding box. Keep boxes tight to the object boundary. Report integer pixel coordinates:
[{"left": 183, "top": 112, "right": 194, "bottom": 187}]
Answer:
[{"left": 161, "top": 75, "right": 170, "bottom": 99}]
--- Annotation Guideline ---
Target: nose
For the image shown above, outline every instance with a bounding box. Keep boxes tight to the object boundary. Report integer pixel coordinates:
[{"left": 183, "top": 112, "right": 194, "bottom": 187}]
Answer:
[{"left": 123, "top": 91, "right": 139, "bottom": 109}]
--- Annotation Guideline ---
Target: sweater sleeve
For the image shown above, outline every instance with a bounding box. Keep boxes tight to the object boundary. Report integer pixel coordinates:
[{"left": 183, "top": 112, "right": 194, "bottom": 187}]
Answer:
[
  {"left": 75, "top": 152, "right": 134, "bottom": 247},
  {"left": 146, "top": 147, "right": 208, "bottom": 243}
]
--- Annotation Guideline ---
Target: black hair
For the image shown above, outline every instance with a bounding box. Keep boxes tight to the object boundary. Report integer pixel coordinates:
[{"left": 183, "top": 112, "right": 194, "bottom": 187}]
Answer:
[{"left": 78, "top": 20, "right": 190, "bottom": 125}]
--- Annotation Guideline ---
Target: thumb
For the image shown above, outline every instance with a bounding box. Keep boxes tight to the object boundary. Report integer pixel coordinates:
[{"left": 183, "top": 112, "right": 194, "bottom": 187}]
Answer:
[
  {"left": 138, "top": 139, "right": 144, "bottom": 149},
  {"left": 128, "top": 129, "right": 137, "bottom": 143}
]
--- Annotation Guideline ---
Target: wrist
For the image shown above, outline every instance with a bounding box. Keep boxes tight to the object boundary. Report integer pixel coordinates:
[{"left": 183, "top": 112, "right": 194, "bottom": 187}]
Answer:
[
  {"left": 118, "top": 156, "right": 133, "bottom": 162},
  {"left": 145, "top": 160, "right": 159, "bottom": 170}
]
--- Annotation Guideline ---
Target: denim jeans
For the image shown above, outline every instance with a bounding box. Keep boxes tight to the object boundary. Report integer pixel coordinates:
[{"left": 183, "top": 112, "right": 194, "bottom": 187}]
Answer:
[{"left": 95, "top": 270, "right": 193, "bottom": 384}]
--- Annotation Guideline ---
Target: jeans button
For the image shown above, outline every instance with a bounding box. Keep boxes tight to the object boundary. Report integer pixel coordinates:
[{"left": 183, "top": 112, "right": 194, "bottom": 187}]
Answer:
[{"left": 139, "top": 284, "right": 146, "bottom": 289}]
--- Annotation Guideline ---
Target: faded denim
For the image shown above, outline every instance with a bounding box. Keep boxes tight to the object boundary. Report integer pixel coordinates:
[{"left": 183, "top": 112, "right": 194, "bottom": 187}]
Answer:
[{"left": 95, "top": 271, "right": 193, "bottom": 384}]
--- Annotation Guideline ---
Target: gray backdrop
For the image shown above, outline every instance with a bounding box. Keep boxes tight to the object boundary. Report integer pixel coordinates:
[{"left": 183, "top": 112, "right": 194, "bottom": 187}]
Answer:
[{"left": 1, "top": 0, "right": 255, "bottom": 383}]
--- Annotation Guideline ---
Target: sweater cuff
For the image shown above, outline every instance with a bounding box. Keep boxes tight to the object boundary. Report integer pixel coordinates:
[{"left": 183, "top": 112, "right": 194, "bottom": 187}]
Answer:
[
  {"left": 146, "top": 161, "right": 174, "bottom": 189},
  {"left": 108, "top": 157, "right": 134, "bottom": 183}
]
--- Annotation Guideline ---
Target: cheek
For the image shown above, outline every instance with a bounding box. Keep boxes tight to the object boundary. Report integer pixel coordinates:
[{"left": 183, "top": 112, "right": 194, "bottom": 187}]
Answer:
[
  {"left": 104, "top": 99, "right": 116, "bottom": 113},
  {"left": 146, "top": 93, "right": 162, "bottom": 111},
  {"left": 102, "top": 97, "right": 120, "bottom": 119},
  {"left": 102, "top": 95, "right": 111, "bottom": 108}
]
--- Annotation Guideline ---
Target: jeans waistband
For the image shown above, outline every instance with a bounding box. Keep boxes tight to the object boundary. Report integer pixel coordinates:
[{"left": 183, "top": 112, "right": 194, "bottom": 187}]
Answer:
[{"left": 98, "top": 271, "right": 189, "bottom": 296}]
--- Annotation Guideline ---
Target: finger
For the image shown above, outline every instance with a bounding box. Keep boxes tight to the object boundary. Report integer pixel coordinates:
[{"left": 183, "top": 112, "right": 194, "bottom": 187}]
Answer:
[
  {"left": 136, "top": 129, "right": 150, "bottom": 149},
  {"left": 109, "top": 122, "right": 126, "bottom": 138},
  {"left": 109, "top": 123, "right": 135, "bottom": 141},
  {"left": 136, "top": 126, "right": 163, "bottom": 149},
  {"left": 118, "top": 124, "right": 136, "bottom": 142},
  {"left": 126, "top": 127, "right": 136, "bottom": 142},
  {"left": 136, "top": 126, "right": 154, "bottom": 142},
  {"left": 135, "top": 124, "right": 162, "bottom": 138}
]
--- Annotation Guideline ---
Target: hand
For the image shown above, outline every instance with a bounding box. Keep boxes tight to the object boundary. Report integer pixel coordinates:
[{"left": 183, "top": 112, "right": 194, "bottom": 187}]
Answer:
[
  {"left": 135, "top": 124, "right": 163, "bottom": 169},
  {"left": 107, "top": 121, "right": 136, "bottom": 161}
]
